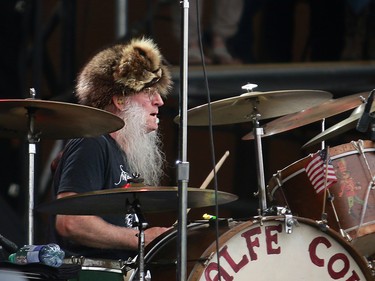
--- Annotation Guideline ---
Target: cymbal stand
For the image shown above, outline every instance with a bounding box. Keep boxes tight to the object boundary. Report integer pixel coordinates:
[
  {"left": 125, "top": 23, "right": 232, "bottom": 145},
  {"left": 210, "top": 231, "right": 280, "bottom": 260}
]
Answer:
[
  {"left": 250, "top": 99, "right": 267, "bottom": 213},
  {"left": 27, "top": 88, "right": 40, "bottom": 245},
  {"left": 128, "top": 199, "right": 148, "bottom": 281}
]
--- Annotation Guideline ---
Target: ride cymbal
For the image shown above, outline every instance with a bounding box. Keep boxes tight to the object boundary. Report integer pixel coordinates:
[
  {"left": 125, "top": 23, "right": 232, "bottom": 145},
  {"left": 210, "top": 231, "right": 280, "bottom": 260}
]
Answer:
[
  {"left": 0, "top": 99, "right": 124, "bottom": 139},
  {"left": 36, "top": 186, "right": 239, "bottom": 215},
  {"left": 174, "top": 90, "right": 332, "bottom": 126},
  {"left": 242, "top": 91, "right": 369, "bottom": 140}
]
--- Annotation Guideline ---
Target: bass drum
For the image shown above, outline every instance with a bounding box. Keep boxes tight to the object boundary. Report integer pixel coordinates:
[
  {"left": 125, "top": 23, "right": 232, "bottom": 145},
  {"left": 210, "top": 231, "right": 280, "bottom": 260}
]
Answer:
[
  {"left": 267, "top": 141, "right": 375, "bottom": 256},
  {"left": 129, "top": 217, "right": 372, "bottom": 280},
  {"left": 188, "top": 216, "right": 373, "bottom": 280}
]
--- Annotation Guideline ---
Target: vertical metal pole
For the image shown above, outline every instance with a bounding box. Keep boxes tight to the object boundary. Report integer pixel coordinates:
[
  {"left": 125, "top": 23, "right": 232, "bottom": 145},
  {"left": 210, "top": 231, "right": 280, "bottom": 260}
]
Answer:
[
  {"left": 115, "top": 0, "right": 128, "bottom": 40},
  {"left": 177, "top": 1, "right": 190, "bottom": 280},
  {"left": 28, "top": 142, "right": 36, "bottom": 245},
  {"left": 253, "top": 116, "right": 267, "bottom": 213},
  {"left": 27, "top": 88, "right": 37, "bottom": 245}
]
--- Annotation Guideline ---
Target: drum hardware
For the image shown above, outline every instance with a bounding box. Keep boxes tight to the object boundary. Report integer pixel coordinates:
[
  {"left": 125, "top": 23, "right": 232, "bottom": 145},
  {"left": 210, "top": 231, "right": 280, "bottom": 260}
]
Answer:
[
  {"left": 262, "top": 206, "right": 289, "bottom": 217},
  {"left": 126, "top": 198, "right": 148, "bottom": 281},
  {"left": 320, "top": 192, "right": 350, "bottom": 240},
  {"left": 251, "top": 102, "right": 268, "bottom": 213},
  {"left": 254, "top": 208, "right": 298, "bottom": 234}
]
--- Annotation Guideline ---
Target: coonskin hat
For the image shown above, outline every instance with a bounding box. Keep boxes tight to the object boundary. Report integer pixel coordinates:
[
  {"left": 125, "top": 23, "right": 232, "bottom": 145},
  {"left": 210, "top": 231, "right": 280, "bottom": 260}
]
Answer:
[{"left": 75, "top": 37, "right": 173, "bottom": 109}]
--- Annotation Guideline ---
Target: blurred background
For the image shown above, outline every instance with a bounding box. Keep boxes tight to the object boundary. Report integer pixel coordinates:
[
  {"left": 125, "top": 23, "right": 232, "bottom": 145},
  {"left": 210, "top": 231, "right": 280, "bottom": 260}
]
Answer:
[{"left": 1, "top": 0, "right": 375, "bottom": 248}]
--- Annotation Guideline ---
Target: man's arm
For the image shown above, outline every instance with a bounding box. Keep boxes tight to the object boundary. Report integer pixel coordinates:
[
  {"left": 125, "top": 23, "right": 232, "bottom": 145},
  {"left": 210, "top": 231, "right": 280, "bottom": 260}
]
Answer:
[{"left": 55, "top": 192, "right": 170, "bottom": 250}]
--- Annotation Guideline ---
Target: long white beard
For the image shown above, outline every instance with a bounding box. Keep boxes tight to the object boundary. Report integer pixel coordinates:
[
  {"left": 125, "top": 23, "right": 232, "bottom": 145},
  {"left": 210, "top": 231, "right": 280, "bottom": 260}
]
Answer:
[{"left": 114, "top": 102, "right": 165, "bottom": 186}]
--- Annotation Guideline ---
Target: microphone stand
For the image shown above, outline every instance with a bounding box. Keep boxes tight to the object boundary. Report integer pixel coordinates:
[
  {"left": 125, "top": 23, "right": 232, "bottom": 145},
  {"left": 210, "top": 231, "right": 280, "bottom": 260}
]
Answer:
[{"left": 177, "top": 1, "right": 190, "bottom": 281}]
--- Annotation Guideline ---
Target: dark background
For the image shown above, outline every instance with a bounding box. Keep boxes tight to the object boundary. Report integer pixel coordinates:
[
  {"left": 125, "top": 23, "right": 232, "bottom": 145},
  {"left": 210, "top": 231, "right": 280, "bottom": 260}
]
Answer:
[{"left": 0, "top": 0, "right": 375, "bottom": 248}]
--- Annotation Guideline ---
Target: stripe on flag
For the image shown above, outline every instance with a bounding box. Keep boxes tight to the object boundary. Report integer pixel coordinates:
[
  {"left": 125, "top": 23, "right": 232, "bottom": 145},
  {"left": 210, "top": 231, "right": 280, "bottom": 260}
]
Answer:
[{"left": 305, "top": 149, "right": 337, "bottom": 194}]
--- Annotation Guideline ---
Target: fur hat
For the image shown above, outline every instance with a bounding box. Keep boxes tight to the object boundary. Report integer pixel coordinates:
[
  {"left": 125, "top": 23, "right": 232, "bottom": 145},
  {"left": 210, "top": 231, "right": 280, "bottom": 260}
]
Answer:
[{"left": 75, "top": 37, "right": 173, "bottom": 109}]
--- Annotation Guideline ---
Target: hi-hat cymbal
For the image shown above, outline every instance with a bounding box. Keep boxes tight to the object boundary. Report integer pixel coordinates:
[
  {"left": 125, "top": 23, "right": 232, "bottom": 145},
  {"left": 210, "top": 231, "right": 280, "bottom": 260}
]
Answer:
[
  {"left": 0, "top": 99, "right": 124, "bottom": 139},
  {"left": 302, "top": 102, "right": 374, "bottom": 148},
  {"left": 174, "top": 90, "right": 332, "bottom": 126},
  {"left": 242, "top": 92, "right": 369, "bottom": 140},
  {"left": 36, "top": 186, "right": 239, "bottom": 215}
]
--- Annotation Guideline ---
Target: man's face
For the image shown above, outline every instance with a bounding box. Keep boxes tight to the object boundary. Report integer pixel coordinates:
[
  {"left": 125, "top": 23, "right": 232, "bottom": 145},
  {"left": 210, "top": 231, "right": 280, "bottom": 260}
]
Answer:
[{"left": 127, "top": 88, "right": 164, "bottom": 132}]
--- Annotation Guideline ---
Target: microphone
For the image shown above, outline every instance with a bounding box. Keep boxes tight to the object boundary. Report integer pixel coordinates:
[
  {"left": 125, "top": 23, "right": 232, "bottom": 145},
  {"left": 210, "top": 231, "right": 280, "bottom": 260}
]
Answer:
[
  {"left": 356, "top": 89, "right": 375, "bottom": 133},
  {"left": 0, "top": 234, "right": 18, "bottom": 253}
]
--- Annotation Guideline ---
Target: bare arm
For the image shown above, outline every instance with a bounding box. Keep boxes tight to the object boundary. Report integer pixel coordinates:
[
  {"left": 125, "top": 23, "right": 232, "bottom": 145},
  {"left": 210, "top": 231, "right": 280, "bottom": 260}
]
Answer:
[{"left": 55, "top": 192, "right": 170, "bottom": 250}]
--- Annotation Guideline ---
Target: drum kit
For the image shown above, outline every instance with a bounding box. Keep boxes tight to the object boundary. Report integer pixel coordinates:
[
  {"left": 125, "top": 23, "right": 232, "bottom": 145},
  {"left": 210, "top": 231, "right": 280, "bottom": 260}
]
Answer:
[{"left": 1, "top": 86, "right": 375, "bottom": 280}]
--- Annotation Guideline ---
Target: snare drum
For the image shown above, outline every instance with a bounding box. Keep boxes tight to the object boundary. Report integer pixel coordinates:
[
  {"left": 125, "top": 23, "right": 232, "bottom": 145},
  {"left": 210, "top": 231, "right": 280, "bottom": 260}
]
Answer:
[
  {"left": 66, "top": 258, "right": 127, "bottom": 281},
  {"left": 129, "top": 217, "right": 372, "bottom": 280},
  {"left": 268, "top": 141, "right": 375, "bottom": 256}
]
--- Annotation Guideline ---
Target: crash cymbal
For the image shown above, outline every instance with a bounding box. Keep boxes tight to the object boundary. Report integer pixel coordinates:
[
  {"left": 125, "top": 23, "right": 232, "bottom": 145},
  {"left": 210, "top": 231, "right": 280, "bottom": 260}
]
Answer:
[
  {"left": 174, "top": 90, "right": 332, "bottom": 126},
  {"left": 0, "top": 99, "right": 124, "bottom": 139},
  {"left": 242, "top": 91, "right": 370, "bottom": 140},
  {"left": 303, "top": 102, "right": 374, "bottom": 148},
  {"left": 36, "top": 186, "right": 239, "bottom": 215}
]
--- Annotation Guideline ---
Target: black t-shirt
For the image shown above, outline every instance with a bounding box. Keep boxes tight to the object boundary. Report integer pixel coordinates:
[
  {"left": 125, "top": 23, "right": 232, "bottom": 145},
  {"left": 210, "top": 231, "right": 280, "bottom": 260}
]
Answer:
[{"left": 53, "top": 134, "right": 137, "bottom": 260}]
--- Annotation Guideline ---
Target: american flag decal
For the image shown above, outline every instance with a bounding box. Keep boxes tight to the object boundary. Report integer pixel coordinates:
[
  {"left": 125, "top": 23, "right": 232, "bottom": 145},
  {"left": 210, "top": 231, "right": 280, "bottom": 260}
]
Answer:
[{"left": 305, "top": 149, "right": 338, "bottom": 194}]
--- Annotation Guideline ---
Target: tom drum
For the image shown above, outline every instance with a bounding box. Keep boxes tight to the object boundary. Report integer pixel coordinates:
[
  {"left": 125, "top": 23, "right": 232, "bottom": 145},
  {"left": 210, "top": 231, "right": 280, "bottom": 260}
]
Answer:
[{"left": 268, "top": 140, "right": 375, "bottom": 256}]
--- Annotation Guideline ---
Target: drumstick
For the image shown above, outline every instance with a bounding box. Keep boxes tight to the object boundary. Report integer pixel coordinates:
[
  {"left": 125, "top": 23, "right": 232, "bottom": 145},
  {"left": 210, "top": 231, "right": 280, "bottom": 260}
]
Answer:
[
  {"left": 173, "top": 150, "right": 230, "bottom": 225},
  {"left": 199, "top": 150, "right": 230, "bottom": 190}
]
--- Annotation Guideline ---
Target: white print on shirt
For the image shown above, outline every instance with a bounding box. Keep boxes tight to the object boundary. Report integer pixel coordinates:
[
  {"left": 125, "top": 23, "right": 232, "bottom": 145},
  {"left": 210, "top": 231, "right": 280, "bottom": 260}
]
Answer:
[{"left": 115, "top": 165, "right": 133, "bottom": 185}]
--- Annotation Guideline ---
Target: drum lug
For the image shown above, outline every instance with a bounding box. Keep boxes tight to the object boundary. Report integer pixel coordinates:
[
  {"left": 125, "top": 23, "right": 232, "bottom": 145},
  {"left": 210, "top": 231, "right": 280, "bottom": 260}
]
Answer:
[{"left": 284, "top": 213, "right": 298, "bottom": 234}]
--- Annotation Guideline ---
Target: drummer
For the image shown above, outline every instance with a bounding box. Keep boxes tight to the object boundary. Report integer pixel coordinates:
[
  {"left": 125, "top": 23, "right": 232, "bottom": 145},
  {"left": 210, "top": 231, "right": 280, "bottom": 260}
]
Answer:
[{"left": 51, "top": 37, "right": 172, "bottom": 260}]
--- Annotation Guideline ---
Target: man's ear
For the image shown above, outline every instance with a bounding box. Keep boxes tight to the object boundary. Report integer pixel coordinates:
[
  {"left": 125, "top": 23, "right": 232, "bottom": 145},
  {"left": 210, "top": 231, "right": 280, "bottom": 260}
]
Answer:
[{"left": 113, "top": 95, "right": 125, "bottom": 111}]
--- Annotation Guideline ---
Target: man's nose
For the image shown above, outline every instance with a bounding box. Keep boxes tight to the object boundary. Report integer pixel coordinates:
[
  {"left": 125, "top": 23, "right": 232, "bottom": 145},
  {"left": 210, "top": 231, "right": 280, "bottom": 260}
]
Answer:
[{"left": 153, "top": 93, "right": 164, "bottom": 106}]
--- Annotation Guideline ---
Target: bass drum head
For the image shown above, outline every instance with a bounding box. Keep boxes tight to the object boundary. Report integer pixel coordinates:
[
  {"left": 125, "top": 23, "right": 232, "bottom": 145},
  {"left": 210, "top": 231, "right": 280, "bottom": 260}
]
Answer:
[{"left": 188, "top": 216, "right": 373, "bottom": 281}]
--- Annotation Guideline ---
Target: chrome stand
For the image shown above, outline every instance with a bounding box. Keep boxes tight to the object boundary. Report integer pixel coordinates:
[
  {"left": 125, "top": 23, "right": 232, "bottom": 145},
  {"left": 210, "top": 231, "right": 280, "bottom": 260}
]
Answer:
[
  {"left": 128, "top": 199, "right": 148, "bottom": 281},
  {"left": 252, "top": 112, "right": 267, "bottom": 213},
  {"left": 27, "top": 88, "right": 40, "bottom": 245}
]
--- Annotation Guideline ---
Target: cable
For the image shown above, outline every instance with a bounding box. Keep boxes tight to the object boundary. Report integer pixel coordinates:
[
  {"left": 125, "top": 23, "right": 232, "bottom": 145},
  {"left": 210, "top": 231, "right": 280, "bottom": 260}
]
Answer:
[{"left": 194, "top": 0, "right": 222, "bottom": 279}]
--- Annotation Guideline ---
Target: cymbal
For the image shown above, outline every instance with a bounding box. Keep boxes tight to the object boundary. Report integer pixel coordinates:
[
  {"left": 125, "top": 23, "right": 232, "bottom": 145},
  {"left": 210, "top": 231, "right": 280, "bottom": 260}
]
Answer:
[
  {"left": 242, "top": 92, "right": 369, "bottom": 140},
  {"left": 302, "top": 102, "right": 373, "bottom": 148},
  {"left": 0, "top": 99, "right": 124, "bottom": 139},
  {"left": 36, "top": 186, "right": 239, "bottom": 215},
  {"left": 174, "top": 90, "right": 332, "bottom": 126}
]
